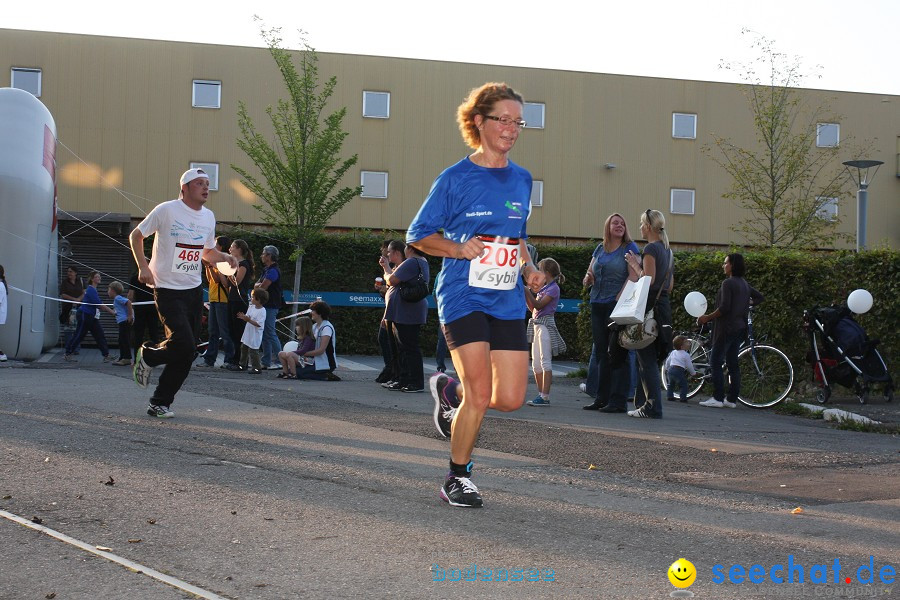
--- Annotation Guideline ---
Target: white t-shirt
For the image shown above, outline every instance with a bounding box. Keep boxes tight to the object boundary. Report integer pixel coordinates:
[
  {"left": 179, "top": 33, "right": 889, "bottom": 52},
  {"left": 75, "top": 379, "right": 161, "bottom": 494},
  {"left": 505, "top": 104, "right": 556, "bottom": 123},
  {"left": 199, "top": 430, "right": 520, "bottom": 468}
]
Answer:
[
  {"left": 137, "top": 199, "right": 216, "bottom": 290},
  {"left": 312, "top": 320, "right": 337, "bottom": 371},
  {"left": 240, "top": 304, "right": 266, "bottom": 350},
  {"left": 664, "top": 349, "right": 696, "bottom": 375}
]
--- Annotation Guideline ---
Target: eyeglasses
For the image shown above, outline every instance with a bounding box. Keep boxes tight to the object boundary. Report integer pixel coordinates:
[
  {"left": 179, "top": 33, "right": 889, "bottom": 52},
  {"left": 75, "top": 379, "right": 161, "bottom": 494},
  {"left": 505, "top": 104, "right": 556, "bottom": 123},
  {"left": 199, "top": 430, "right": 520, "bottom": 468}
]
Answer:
[{"left": 483, "top": 115, "right": 527, "bottom": 129}]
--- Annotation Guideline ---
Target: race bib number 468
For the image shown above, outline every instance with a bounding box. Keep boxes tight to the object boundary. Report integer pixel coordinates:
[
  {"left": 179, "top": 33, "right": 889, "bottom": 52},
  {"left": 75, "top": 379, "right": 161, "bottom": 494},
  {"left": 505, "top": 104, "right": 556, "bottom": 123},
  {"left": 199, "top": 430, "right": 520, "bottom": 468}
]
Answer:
[
  {"left": 468, "top": 235, "right": 520, "bottom": 291},
  {"left": 172, "top": 243, "right": 203, "bottom": 274}
]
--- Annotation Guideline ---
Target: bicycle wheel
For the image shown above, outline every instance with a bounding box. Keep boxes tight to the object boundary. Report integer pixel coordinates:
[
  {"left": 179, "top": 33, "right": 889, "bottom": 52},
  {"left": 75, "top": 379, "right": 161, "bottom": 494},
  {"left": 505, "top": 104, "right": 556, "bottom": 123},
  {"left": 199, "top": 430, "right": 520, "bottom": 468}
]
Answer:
[
  {"left": 736, "top": 345, "right": 794, "bottom": 408},
  {"left": 661, "top": 334, "right": 709, "bottom": 400}
]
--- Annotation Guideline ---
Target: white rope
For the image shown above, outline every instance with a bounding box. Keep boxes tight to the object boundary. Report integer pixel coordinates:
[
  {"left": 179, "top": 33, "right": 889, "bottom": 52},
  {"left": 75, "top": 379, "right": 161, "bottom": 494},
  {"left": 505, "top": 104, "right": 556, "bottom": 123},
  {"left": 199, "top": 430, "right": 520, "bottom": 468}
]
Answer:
[{"left": 9, "top": 285, "right": 155, "bottom": 306}]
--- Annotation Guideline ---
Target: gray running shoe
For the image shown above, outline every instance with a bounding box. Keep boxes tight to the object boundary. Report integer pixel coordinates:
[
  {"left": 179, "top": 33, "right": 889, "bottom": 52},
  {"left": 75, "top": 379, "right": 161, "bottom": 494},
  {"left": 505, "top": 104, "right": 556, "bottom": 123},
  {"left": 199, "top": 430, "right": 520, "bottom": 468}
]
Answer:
[{"left": 133, "top": 347, "right": 153, "bottom": 389}]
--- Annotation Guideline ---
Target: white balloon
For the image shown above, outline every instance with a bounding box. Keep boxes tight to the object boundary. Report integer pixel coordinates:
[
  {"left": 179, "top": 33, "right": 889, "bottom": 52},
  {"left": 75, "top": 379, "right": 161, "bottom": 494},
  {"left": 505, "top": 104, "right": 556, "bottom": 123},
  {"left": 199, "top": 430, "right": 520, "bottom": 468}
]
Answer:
[
  {"left": 283, "top": 341, "right": 298, "bottom": 353},
  {"left": 847, "top": 289, "right": 873, "bottom": 314},
  {"left": 683, "top": 291, "right": 708, "bottom": 318},
  {"left": 216, "top": 261, "right": 236, "bottom": 276}
]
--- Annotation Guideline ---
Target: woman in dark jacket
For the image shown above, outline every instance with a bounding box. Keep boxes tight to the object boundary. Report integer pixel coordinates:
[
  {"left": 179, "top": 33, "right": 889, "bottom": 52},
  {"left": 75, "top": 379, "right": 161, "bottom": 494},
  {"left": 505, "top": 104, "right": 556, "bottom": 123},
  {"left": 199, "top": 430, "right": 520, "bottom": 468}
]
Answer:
[{"left": 380, "top": 240, "right": 429, "bottom": 393}]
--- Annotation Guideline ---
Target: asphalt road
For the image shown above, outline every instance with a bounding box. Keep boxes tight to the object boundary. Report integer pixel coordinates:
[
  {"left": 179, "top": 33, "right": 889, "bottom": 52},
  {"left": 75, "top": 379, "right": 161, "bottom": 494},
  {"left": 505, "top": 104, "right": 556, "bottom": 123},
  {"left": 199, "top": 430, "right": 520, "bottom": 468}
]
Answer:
[{"left": 1, "top": 353, "right": 897, "bottom": 599}]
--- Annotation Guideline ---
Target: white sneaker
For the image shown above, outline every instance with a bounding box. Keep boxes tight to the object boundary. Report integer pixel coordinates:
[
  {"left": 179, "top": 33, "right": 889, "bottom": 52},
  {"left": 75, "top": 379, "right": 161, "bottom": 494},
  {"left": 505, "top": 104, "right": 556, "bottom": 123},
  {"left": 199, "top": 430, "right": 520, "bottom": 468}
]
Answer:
[
  {"left": 723, "top": 400, "right": 737, "bottom": 408},
  {"left": 579, "top": 383, "right": 587, "bottom": 393},
  {"left": 0, "top": 352, "right": 7, "bottom": 362},
  {"left": 699, "top": 398, "right": 724, "bottom": 408}
]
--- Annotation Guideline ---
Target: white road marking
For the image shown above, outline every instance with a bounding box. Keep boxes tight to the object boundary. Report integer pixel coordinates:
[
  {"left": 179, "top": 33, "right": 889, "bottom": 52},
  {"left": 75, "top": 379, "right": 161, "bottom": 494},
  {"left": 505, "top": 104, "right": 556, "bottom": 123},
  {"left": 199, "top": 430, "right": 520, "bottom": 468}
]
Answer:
[
  {"left": 336, "top": 358, "right": 377, "bottom": 371},
  {"left": 0, "top": 509, "right": 230, "bottom": 600}
]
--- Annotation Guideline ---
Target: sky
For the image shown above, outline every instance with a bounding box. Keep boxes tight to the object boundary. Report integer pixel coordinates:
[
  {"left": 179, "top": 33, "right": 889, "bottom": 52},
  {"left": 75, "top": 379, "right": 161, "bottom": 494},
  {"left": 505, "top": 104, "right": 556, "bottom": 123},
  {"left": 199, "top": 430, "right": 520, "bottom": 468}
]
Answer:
[{"left": 7, "top": 0, "right": 900, "bottom": 96}]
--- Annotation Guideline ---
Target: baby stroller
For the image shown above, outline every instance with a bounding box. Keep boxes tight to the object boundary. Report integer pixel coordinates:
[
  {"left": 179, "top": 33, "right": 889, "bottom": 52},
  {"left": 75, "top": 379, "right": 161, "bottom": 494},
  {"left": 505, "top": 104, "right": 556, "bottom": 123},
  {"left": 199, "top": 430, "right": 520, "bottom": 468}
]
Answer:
[{"left": 802, "top": 305, "right": 894, "bottom": 404}]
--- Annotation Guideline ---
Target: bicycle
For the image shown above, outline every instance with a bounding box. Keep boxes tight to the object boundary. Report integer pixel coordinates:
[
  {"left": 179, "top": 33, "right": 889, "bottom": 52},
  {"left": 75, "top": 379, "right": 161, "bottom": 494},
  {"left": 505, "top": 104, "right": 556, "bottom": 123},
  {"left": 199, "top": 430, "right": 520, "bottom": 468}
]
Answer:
[{"left": 661, "top": 307, "right": 794, "bottom": 408}]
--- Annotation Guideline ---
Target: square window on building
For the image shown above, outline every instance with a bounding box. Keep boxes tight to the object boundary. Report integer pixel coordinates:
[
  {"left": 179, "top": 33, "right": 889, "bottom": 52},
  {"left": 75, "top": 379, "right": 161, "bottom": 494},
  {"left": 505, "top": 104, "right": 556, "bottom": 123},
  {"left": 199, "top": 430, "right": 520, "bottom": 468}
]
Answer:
[
  {"left": 189, "top": 163, "right": 219, "bottom": 191},
  {"left": 523, "top": 102, "right": 545, "bottom": 129},
  {"left": 11, "top": 67, "right": 42, "bottom": 97},
  {"left": 363, "top": 91, "right": 390, "bottom": 119},
  {"left": 817, "top": 123, "right": 840, "bottom": 148},
  {"left": 361, "top": 171, "right": 388, "bottom": 198},
  {"left": 672, "top": 113, "right": 697, "bottom": 139},
  {"left": 670, "top": 188, "right": 695, "bottom": 214},
  {"left": 192, "top": 80, "right": 221, "bottom": 109},
  {"left": 815, "top": 197, "right": 838, "bottom": 221},
  {"left": 530, "top": 180, "right": 544, "bottom": 207}
]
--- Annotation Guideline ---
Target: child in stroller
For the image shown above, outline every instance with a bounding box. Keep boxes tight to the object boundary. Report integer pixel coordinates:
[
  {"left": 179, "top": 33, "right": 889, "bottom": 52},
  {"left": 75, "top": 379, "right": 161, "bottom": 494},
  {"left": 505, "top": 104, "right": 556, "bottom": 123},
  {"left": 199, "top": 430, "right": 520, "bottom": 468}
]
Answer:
[{"left": 803, "top": 305, "right": 894, "bottom": 404}]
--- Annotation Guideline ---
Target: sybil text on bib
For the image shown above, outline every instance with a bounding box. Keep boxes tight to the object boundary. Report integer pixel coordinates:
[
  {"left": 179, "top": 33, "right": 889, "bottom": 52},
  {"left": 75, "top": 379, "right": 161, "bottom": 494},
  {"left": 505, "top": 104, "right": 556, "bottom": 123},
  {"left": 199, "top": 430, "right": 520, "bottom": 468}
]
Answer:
[
  {"left": 172, "top": 243, "right": 203, "bottom": 275},
  {"left": 468, "top": 234, "right": 521, "bottom": 291}
]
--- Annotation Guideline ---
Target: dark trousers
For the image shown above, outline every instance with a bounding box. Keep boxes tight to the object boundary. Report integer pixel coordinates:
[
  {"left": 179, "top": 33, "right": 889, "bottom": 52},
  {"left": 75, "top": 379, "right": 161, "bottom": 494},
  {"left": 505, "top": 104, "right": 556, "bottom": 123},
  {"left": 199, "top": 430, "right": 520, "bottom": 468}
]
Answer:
[
  {"left": 117, "top": 321, "right": 132, "bottom": 361},
  {"left": 435, "top": 326, "right": 449, "bottom": 371},
  {"left": 377, "top": 321, "right": 394, "bottom": 375},
  {"left": 711, "top": 329, "right": 745, "bottom": 402},
  {"left": 140, "top": 286, "right": 202, "bottom": 406},
  {"left": 387, "top": 321, "right": 424, "bottom": 389},
  {"left": 65, "top": 311, "right": 108, "bottom": 357},
  {"left": 227, "top": 300, "right": 248, "bottom": 365},
  {"left": 132, "top": 306, "right": 161, "bottom": 360},
  {"left": 590, "top": 302, "right": 630, "bottom": 409}
]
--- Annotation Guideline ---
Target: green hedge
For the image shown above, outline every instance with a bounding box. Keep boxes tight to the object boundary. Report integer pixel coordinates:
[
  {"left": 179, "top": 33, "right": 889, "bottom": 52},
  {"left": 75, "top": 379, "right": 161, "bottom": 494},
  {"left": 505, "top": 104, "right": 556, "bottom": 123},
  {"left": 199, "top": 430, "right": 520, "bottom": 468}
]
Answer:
[{"left": 217, "top": 227, "right": 898, "bottom": 386}]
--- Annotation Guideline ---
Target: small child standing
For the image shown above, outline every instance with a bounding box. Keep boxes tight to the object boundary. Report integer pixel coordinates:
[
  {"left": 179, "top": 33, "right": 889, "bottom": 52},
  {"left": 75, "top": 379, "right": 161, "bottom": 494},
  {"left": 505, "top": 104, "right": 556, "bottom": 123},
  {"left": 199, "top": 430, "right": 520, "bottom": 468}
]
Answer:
[
  {"left": 277, "top": 315, "right": 316, "bottom": 378},
  {"left": 525, "top": 258, "right": 566, "bottom": 406},
  {"left": 108, "top": 281, "right": 134, "bottom": 366},
  {"left": 237, "top": 288, "right": 268, "bottom": 374},
  {"left": 665, "top": 335, "right": 696, "bottom": 402}
]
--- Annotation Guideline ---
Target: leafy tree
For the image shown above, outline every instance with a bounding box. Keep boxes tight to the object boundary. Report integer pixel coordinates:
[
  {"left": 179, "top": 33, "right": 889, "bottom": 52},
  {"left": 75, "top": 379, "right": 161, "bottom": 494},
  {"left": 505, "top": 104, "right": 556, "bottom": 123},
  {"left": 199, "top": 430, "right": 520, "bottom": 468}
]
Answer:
[
  {"left": 233, "top": 24, "right": 361, "bottom": 324},
  {"left": 704, "top": 32, "right": 859, "bottom": 249}
]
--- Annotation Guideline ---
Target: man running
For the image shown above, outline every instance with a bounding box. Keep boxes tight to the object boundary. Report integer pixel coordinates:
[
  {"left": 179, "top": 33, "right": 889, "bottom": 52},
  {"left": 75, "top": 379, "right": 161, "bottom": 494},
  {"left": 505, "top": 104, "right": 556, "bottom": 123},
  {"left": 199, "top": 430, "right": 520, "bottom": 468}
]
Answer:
[{"left": 129, "top": 168, "right": 237, "bottom": 418}]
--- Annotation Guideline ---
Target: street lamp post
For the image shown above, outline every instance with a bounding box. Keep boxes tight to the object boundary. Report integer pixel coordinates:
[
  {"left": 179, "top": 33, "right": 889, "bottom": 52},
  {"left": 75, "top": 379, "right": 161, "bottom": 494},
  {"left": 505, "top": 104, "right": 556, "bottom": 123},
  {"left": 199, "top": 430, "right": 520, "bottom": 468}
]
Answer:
[{"left": 842, "top": 159, "right": 883, "bottom": 252}]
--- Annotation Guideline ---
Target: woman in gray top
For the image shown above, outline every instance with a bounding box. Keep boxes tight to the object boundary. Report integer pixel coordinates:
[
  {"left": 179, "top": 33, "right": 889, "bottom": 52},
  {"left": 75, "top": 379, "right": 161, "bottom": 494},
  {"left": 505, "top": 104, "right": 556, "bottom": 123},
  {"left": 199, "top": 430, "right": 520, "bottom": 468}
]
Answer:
[
  {"left": 624, "top": 209, "right": 674, "bottom": 419},
  {"left": 380, "top": 240, "right": 430, "bottom": 392}
]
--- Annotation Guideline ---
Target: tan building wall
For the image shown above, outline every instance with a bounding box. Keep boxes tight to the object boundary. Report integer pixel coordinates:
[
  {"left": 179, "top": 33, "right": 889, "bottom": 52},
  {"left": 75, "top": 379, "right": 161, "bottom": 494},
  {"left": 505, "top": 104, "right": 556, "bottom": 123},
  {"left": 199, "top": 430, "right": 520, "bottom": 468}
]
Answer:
[{"left": 2, "top": 28, "right": 898, "bottom": 249}]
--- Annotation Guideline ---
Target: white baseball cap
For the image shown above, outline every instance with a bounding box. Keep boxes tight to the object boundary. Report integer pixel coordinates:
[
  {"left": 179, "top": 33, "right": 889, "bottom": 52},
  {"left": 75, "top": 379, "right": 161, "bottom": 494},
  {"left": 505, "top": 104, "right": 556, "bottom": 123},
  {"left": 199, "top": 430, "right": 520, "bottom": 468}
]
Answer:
[{"left": 180, "top": 168, "right": 210, "bottom": 186}]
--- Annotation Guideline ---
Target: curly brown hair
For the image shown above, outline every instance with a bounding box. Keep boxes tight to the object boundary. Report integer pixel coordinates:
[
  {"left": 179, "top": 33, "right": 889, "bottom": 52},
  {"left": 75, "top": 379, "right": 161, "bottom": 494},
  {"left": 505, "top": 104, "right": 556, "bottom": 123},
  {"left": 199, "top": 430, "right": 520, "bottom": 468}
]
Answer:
[{"left": 456, "top": 82, "right": 524, "bottom": 150}]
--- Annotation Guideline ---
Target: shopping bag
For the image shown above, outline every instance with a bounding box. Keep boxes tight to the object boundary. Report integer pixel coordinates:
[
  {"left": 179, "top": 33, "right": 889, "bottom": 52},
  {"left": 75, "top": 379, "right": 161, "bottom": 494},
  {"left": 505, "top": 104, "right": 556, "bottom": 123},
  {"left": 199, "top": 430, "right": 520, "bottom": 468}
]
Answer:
[{"left": 609, "top": 276, "right": 650, "bottom": 324}]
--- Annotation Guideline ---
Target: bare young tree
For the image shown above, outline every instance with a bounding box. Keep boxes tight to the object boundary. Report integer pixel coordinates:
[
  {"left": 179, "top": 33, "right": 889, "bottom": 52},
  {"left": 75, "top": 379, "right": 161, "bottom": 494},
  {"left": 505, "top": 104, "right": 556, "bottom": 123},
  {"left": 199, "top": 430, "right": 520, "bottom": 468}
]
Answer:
[
  {"left": 233, "top": 23, "right": 361, "bottom": 322},
  {"left": 705, "top": 32, "right": 857, "bottom": 248}
]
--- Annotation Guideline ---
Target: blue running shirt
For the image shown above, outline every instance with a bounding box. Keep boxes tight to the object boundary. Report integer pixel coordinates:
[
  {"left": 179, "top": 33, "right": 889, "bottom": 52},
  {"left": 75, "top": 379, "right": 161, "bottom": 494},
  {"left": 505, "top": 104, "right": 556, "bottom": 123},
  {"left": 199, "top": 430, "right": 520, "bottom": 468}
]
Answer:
[{"left": 407, "top": 157, "right": 532, "bottom": 324}]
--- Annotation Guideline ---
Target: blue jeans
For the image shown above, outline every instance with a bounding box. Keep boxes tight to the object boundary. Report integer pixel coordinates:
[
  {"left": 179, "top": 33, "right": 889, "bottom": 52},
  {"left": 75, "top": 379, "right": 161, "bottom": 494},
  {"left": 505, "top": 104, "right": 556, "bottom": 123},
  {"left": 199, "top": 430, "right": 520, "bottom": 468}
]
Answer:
[
  {"left": 711, "top": 329, "right": 745, "bottom": 402},
  {"left": 667, "top": 366, "right": 688, "bottom": 400},
  {"left": 260, "top": 307, "right": 281, "bottom": 366},
  {"left": 203, "top": 302, "right": 234, "bottom": 365}
]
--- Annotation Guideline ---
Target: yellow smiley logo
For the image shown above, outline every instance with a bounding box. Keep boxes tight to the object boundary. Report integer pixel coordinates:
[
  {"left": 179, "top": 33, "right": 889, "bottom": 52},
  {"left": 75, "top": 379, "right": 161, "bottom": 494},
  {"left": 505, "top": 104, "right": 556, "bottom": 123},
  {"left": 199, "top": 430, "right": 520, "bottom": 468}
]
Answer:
[{"left": 668, "top": 558, "right": 696, "bottom": 588}]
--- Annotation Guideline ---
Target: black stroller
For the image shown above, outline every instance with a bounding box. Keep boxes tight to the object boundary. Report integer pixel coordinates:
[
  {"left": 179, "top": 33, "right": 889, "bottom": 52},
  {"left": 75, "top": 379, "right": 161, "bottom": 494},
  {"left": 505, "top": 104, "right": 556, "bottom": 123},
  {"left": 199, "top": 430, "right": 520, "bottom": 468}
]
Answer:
[{"left": 802, "top": 305, "right": 894, "bottom": 404}]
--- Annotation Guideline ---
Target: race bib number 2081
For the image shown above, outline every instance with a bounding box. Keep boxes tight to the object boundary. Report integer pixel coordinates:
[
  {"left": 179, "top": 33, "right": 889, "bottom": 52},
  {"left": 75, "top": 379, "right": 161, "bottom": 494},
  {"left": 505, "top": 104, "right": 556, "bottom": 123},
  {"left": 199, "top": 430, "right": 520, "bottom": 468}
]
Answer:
[{"left": 171, "top": 243, "right": 203, "bottom": 274}]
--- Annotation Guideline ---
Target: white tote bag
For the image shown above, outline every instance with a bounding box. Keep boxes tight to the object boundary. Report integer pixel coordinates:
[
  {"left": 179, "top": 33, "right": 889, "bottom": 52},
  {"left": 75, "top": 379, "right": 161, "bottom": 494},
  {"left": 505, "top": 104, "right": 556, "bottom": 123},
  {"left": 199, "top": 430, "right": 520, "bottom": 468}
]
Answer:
[{"left": 609, "top": 275, "right": 651, "bottom": 324}]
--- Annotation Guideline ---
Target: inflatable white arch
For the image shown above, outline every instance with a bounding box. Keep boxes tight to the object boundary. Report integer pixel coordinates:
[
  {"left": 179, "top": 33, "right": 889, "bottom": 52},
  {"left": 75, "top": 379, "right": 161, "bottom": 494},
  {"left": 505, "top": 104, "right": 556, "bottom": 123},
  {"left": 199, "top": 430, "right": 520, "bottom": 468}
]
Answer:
[{"left": 0, "top": 87, "right": 59, "bottom": 360}]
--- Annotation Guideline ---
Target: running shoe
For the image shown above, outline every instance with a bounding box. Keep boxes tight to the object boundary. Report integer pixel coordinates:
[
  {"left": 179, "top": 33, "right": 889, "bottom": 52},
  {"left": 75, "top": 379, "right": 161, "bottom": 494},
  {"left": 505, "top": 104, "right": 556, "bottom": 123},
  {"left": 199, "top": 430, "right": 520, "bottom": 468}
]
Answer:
[
  {"left": 102, "top": 355, "right": 113, "bottom": 363},
  {"left": 133, "top": 348, "right": 152, "bottom": 389},
  {"left": 440, "top": 475, "right": 483, "bottom": 508},
  {"left": 247, "top": 368, "right": 262, "bottom": 374},
  {"left": 112, "top": 358, "right": 131, "bottom": 366},
  {"left": 722, "top": 400, "right": 737, "bottom": 408},
  {"left": 64, "top": 354, "right": 78, "bottom": 362},
  {"left": 147, "top": 404, "right": 174, "bottom": 418},
  {"left": 527, "top": 397, "right": 550, "bottom": 406},
  {"left": 430, "top": 373, "right": 459, "bottom": 438},
  {"left": 400, "top": 385, "right": 423, "bottom": 393},
  {"left": 699, "top": 398, "right": 724, "bottom": 408},
  {"left": 0, "top": 352, "right": 7, "bottom": 362}
]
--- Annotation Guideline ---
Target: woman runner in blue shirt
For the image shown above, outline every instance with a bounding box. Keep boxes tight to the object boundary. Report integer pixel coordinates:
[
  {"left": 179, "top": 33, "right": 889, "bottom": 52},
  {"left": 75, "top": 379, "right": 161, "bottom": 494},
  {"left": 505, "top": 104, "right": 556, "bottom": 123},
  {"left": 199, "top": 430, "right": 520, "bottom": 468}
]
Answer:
[{"left": 407, "top": 82, "right": 542, "bottom": 508}]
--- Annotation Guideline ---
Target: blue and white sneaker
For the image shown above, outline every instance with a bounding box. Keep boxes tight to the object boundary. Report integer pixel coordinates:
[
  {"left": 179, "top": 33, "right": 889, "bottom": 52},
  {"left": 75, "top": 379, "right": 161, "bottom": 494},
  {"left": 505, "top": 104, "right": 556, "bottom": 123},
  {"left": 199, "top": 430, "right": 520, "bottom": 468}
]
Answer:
[{"left": 526, "top": 397, "right": 550, "bottom": 406}]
